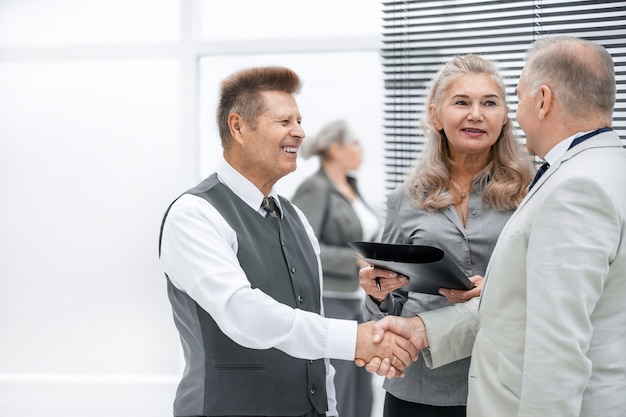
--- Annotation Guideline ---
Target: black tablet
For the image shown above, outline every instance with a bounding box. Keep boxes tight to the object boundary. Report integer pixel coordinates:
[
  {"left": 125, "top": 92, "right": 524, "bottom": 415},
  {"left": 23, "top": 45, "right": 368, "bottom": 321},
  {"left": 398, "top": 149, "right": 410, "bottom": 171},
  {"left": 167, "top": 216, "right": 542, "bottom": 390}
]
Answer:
[{"left": 349, "top": 241, "right": 474, "bottom": 295}]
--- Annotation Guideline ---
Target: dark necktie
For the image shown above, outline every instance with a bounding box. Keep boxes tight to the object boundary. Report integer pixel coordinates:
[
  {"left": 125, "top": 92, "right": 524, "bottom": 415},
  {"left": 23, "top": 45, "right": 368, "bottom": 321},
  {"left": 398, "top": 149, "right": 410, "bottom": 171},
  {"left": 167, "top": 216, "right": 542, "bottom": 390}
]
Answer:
[
  {"left": 529, "top": 161, "right": 550, "bottom": 191},
  {"left": 528, "top": 127, "right": 612, "bottom": 191},
  {"left": 262, "top": 196, "right": 280, "bottom": 219}
]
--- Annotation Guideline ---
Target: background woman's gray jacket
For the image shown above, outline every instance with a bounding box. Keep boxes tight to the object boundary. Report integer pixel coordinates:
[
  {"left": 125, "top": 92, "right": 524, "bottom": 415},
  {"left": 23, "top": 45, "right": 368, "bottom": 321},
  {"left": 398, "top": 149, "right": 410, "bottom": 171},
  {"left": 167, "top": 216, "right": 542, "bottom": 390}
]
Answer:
[{"left": 292, "top": 168, "right": 372, "bottom": 293}]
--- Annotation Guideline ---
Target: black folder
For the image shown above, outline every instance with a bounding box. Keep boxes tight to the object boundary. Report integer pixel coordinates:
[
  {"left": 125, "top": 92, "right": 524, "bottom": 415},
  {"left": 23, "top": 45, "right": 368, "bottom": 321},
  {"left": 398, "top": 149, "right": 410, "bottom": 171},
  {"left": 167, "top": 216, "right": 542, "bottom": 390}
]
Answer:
[{"left": 349, "top": 241, "right": 474, "bottom": 295}]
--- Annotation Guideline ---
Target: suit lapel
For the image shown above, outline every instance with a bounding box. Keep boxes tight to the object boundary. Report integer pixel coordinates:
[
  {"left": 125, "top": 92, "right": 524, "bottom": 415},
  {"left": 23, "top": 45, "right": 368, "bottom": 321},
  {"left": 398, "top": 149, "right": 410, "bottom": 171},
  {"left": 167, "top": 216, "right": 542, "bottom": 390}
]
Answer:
[{"left": 479, "top": 132, "right": 622, "bottom": 310}]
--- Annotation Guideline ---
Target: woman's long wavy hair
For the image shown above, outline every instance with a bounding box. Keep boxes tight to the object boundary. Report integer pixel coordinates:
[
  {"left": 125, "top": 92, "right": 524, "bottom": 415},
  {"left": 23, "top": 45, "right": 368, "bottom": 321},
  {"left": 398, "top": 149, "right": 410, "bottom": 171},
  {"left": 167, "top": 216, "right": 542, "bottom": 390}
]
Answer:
[{"left": 405, "top": 54, "right": 533, "bottom": 211}]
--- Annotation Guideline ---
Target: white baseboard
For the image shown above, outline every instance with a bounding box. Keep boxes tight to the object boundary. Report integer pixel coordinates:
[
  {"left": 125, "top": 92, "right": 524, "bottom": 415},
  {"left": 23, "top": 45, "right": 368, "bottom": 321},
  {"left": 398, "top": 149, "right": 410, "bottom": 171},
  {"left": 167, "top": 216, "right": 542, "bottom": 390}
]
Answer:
[{"left": 0, "top": 373, "right": 179, "bottom": 417}]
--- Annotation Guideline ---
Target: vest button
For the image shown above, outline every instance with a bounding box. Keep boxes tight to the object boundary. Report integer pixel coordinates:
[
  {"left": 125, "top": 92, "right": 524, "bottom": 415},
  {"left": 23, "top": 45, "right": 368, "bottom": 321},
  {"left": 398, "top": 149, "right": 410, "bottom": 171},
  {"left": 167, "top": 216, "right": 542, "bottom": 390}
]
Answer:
[
  {"left": 298, "top": 295, "right": 304, "bottom": 303},
  {"left": 290, "top": 267, "right": 296, "bottom": 273},
  {"left": 281, "top": 239, "right": 286, "bottom": 246},
  {"left": 310, "top": 386, "right": 316, "bottom": 395}
]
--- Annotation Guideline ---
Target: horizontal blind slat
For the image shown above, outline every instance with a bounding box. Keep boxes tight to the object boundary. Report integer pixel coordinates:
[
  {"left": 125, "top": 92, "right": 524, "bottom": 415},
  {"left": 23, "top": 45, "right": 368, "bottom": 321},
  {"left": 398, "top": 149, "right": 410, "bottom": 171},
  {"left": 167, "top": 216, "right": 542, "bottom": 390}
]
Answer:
[{"left": 381, "top": 0, "right": 626, "bottom": 192}]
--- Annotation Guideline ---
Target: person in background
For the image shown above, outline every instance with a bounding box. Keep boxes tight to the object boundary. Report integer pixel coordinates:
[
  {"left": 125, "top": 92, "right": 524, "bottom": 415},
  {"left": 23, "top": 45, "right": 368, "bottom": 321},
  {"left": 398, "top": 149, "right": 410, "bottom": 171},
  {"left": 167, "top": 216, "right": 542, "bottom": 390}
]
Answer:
[
  {"left": 367, "top": 36, "right": 626, "bottom": 417},
  {"left": 158, "top": 66, "right": 418, "bottom": 417},
  {"left": 292, "top": 119, "right": 381, "bottom": 417},
  {"left": 358, "top": 54, "right": 533, "bottom": 417}
]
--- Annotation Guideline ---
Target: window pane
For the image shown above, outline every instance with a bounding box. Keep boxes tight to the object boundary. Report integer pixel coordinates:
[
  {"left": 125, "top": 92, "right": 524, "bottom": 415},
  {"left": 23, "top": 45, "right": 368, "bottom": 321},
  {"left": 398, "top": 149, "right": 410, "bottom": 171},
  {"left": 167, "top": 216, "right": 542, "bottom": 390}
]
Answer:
[
  {"left": 0, "top": 58, "right": 182, "bottom": 374},
  {"left": 0, "top": 0, "right": 179, "bottom": 47},
  {"left": 200, "top": 0, "right": 382, "bottom": 41},
  {"left": 381, "top": 0, "right": 626, "bottom": 191}
]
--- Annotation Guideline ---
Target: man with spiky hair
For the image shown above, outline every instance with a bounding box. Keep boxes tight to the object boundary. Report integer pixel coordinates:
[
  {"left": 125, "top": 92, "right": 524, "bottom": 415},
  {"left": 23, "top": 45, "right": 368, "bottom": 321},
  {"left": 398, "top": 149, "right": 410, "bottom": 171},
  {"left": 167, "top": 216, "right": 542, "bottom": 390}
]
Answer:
[{"left": 159, "top": 66, "right": 417, "bottom": 417}]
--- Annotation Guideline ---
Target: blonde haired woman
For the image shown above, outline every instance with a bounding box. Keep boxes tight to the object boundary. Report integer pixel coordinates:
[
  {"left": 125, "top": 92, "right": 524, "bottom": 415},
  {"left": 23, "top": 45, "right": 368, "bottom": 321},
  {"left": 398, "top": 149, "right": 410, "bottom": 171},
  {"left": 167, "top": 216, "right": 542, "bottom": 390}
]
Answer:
[{"left": 360, "top": 55, "right": 534, "bottom": 417}]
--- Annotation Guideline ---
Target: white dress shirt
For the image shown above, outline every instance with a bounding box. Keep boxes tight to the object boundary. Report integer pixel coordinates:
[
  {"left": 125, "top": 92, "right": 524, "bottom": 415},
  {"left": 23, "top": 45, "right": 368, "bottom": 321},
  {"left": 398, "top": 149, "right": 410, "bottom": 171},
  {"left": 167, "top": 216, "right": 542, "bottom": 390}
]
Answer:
[
  {"left": 543, "top": 130, "right": 592, "bottom": 166},
  {"left": 160, "top": 160, "right": 358, "bottom": 415}
]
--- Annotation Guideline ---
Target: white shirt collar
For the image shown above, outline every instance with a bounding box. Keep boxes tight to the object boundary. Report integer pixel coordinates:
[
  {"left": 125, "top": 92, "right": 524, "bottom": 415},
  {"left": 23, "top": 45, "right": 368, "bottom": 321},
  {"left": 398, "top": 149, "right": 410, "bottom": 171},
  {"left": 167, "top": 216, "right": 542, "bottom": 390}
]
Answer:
[
  {"left": 216, "top": 160, "right": 282, "bottom": 217},
  {"left": 543, "top": 130, "right": 595, "bottom": 166}
]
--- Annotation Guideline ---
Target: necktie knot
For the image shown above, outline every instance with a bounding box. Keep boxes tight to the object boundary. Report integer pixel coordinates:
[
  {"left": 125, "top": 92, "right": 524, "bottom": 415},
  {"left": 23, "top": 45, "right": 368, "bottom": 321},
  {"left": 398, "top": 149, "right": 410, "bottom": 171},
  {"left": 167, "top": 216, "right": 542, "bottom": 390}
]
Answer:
[
  {"left": 529, "top": 162, "right": 550, "bottom": 191},
  {"left": 262, "top": 196, "right": 279, "bottom": 218}
]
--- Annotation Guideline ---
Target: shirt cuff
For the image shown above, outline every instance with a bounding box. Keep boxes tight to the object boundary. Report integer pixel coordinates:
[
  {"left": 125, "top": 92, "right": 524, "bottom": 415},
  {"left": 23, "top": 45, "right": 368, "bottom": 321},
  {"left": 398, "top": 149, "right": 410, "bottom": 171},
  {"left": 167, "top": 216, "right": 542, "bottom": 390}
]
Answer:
[{"left": 325, "top": 318, "right": 358, "bottom": 361}]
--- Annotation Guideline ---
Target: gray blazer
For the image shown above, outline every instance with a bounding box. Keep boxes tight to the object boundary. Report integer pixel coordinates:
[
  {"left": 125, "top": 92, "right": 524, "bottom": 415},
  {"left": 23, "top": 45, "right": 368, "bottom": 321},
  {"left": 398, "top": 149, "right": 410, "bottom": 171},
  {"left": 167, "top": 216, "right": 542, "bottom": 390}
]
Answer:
[
  {"left": 364, "top": 180, "right": 514, "bottom": 406},
  {"left": 293, "top": 168, "right": 375, "bottom": 293}
]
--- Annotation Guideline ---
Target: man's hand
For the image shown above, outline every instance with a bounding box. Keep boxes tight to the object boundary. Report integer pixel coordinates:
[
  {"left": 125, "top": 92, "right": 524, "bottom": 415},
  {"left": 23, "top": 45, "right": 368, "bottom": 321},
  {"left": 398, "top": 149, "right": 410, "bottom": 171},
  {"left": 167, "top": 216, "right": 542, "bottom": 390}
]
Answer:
[
  {"left": 354, "top": 321, "right": 418, "bottom": 374},
  {"left": 356, "top": 316, "right": 430, "bottom": 379}
]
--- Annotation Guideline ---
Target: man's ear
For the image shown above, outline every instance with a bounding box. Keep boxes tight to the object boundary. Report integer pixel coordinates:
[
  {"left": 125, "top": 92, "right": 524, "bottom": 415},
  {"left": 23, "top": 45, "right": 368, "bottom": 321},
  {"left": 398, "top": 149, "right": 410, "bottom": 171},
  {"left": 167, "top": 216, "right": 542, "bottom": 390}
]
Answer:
[
  {"left": 228, "top": 113, "right": 245, "bottom": 143},
  {"left": 537, "top": 85, "right": 553, "bottom": 120}
]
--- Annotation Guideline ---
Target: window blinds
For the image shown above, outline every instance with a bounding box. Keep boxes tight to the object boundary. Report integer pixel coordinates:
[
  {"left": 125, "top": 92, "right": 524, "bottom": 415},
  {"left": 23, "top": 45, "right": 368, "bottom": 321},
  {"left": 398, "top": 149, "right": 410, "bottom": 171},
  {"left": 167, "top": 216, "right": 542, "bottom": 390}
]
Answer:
[{"left": 381, "top": 0, "right": 626, "bottom": 191}]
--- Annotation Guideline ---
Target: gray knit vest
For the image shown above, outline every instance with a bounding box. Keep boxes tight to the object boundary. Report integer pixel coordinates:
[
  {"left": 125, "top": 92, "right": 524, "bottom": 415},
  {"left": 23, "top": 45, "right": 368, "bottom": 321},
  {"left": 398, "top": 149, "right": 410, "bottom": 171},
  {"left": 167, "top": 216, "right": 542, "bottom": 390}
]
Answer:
[{"left": 159, "top": 174, "right": 328, "bottom": 416}]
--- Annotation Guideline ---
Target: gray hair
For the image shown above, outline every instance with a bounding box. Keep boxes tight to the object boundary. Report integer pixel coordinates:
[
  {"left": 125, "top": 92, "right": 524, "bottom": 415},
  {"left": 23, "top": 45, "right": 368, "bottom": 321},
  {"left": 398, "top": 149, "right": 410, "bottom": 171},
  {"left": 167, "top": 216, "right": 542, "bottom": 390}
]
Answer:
[
  {"left": 299, "top": 119, "right": 358, "bottom": 160},
  {"left": 421, "top": 54, "right": 508, "bottom": 146},
  {"left": 524, "top": 36, "right": 615, "bottom": 119}
]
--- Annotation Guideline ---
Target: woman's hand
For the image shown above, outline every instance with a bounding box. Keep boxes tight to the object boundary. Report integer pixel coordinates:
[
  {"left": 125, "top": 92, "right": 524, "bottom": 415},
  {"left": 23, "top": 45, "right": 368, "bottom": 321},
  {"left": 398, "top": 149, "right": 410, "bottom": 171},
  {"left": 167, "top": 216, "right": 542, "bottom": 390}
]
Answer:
[
  {"left": 438, "top": 275, "right": 484, "bottom": 303},
  {"left": 359, "top": 265, "right": 409, "bottom": 304}
]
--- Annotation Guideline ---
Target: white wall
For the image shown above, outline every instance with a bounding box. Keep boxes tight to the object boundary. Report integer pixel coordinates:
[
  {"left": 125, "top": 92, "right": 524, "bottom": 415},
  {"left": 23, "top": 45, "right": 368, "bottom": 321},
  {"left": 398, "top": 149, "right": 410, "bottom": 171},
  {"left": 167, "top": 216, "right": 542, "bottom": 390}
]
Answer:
[
  {"left": 0, "top": 1, "right": 385, "bottom": 416},
  {"left": 0, "top": 55, "right": 187, "bottom": 417}
]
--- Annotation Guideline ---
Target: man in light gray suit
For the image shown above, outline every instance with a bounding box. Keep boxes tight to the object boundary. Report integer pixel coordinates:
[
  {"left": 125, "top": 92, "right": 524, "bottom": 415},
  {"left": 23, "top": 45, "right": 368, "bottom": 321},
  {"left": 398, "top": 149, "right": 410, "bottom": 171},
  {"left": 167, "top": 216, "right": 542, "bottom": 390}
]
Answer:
[{"left": 359, "top": 36, "right": 626, "bottom": 417}]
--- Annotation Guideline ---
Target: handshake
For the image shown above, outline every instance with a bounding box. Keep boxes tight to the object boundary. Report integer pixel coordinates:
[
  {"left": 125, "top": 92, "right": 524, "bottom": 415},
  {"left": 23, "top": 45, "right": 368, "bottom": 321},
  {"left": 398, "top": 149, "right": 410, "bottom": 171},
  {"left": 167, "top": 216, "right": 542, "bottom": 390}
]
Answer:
[
  {"left": 353, "top": 266, "right": 484, "bottom": 377},
  {"left": 353, "top": 315, "right": 429, "bottom": 379}
]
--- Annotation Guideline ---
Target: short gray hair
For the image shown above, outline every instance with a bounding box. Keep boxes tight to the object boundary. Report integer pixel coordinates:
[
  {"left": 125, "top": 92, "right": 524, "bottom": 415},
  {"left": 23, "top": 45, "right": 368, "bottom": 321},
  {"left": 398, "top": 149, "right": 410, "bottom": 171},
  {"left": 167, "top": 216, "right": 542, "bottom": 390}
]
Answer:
[
  {"left": 298, "top": 119, "right": 357, "bottom": 160},
  {"left": 524, "top": 36, "right": 615, "bottom": 119}
]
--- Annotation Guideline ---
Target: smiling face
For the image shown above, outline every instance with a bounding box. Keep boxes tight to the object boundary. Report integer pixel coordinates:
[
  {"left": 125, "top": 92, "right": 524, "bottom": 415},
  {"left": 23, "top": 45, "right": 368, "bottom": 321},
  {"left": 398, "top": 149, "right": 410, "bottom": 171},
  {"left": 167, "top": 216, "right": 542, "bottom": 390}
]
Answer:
[
  {"left": 430, "top": 73, "right": 508, "bottom": 161},
  {"left": 236, "top": 90, "right": 305, "bottom": 193}
]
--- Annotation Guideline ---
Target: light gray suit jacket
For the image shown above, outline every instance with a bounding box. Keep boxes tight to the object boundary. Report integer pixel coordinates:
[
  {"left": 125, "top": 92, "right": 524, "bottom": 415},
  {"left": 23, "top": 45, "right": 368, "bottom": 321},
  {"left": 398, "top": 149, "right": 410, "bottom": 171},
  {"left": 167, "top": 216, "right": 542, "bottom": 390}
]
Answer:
[{"left": 419, "top": 131, "right": 626, "bottom": 417}]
